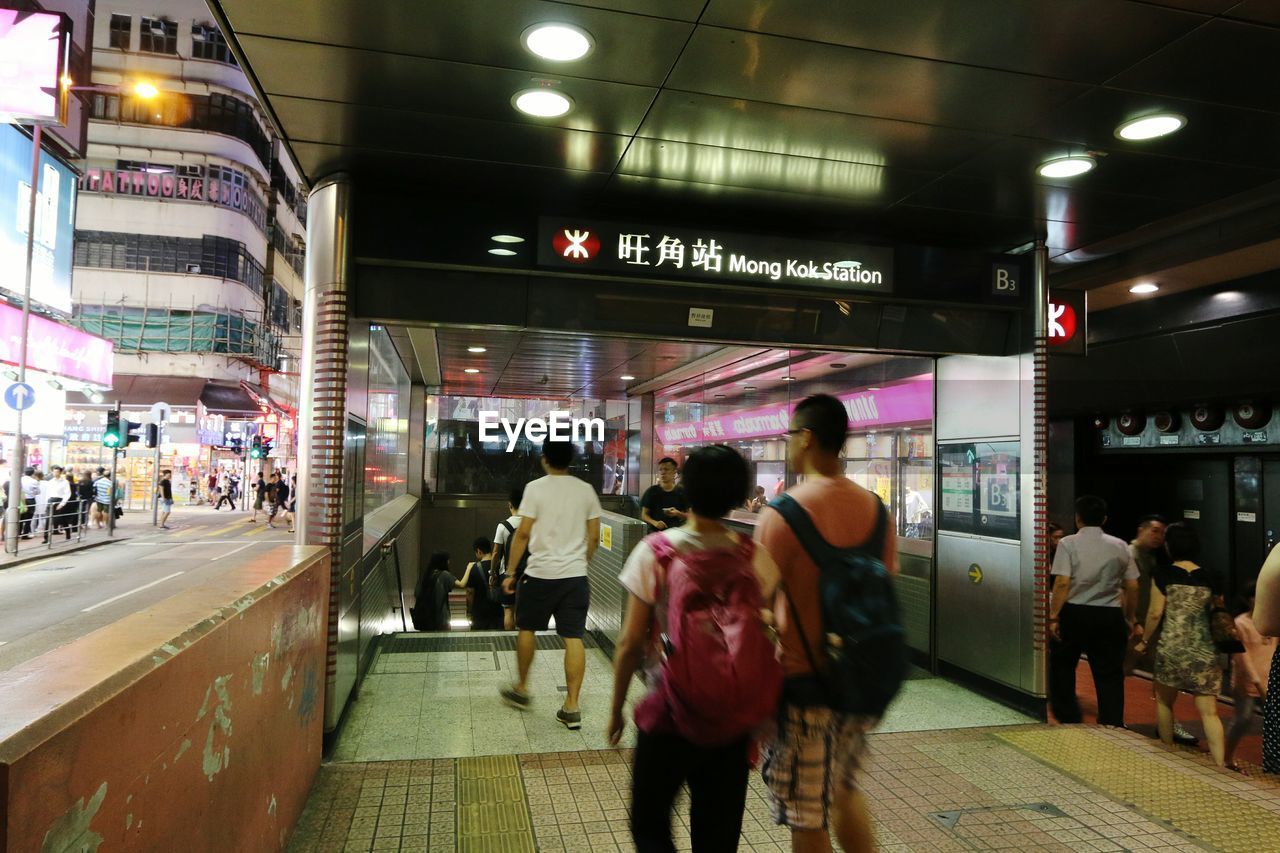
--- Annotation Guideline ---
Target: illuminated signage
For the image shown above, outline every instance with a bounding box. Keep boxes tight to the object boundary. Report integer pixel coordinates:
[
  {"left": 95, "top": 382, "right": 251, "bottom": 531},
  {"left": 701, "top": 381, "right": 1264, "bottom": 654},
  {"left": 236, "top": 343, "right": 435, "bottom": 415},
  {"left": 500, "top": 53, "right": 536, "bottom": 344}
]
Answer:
[
  {"left": 538, "top": 217, "right": 894, "bottom": 292},
  {"left": 0, "top": 126, "right": 76, "bottom": 313},
  {"left": 0, "top": 301, "right": 114, "bottom": 385},
  {"left": 80, "top": 168, "right": 268, "bottom": 229},
  {"left": 0, "top": 10, "right": 70, "bottom": 125},
  {"left": 1047, "top": 290, "right": 1086, "bottom": 356}
]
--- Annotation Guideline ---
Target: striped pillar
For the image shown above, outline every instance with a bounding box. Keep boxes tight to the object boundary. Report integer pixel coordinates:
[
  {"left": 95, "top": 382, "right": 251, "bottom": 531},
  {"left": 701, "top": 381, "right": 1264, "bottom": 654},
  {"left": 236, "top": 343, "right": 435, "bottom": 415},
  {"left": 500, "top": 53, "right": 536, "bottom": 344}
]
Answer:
[{"left": 297, "top": 175, "right": 352, "bottom": 726}]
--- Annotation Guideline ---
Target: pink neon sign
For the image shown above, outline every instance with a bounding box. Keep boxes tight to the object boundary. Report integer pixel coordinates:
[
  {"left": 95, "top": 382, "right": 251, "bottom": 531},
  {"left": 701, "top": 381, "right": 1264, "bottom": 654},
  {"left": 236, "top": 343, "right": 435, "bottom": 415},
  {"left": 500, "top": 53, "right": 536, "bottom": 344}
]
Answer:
[
  {"left": 0, "top": 10, "right": 69, "bottom": 125},
  {"left": 658, "top": 376, "right": 933, "bottom": 445},
  {"left": 0, "top": 302, "right": 114, "bottom": 385}
]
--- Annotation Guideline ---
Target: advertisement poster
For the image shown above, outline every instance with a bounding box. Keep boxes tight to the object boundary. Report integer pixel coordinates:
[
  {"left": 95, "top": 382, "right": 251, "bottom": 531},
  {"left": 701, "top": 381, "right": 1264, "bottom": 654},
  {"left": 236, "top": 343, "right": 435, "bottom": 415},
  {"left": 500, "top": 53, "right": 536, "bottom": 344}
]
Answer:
[{"left": 0, "top": 125, "right": 75, "bottom": 313}]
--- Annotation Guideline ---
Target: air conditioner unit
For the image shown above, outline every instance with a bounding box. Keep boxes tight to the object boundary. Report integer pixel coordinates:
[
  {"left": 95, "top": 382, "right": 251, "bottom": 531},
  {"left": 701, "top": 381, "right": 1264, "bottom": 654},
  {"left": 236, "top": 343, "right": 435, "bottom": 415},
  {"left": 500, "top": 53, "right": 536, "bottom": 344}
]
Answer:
[
  {"left": 150, "top": 22, "right": 167, "bottom": 34},
  {"left": 186, "top": 263, "right": 202, "bottom": 274}
]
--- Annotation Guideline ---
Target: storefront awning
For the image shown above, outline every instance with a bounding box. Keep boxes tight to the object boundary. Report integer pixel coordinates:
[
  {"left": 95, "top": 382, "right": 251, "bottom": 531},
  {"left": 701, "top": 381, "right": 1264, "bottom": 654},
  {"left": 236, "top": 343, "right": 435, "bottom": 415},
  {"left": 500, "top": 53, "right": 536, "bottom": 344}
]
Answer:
[
  {"left": 200, "top": 382, "right": 261, "bottom": 417},
  {"left": 104, "top": 376, "right": 205, "bottom": 407}
]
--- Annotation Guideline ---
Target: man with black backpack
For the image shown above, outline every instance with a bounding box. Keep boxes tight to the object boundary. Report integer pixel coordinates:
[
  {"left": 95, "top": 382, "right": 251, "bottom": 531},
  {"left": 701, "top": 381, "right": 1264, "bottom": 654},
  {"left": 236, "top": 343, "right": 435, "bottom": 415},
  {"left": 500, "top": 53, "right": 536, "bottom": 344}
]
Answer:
[
  {"left": 756, "top": 393, "right": 905, "bottom": 853},
  {"left": 491, "top": 484, "right": 526, "bottom": 630}
]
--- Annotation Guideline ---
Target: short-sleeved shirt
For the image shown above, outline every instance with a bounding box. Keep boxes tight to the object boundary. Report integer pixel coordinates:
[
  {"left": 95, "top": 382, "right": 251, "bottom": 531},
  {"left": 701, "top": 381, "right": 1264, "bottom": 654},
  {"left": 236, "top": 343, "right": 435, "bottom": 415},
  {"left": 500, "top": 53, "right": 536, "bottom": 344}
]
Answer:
[
  {"left": 159, "top": 479, "right": 173, "bottom": 501},
  {"left": 755, "top": 477, "right": 898, "bottom": 678},
  {"left": 93, "top": 477, "right": 113, "bottom": 504},
  {"left": 517, "top": 474, "right": 603, "bottom": 580},
  {"left": 493, "top": 514, "right": 521, "bottom": 566},
  {"left": 274, "top": 481, "right": 290, "bottom": 504},
  {"left": 640, "top": 484, "right": 690, "bottom": 532},
  {"left": 1052, "top": 526, "right": 1138, "bottom": 608}
]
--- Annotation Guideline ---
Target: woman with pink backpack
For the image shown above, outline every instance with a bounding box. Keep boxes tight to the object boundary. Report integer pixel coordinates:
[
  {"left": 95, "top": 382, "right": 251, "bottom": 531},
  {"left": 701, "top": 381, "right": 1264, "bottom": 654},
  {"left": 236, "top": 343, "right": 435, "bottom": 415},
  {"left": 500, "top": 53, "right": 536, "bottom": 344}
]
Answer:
[{"left": 608, "top": 444, "right": 782, "bottom": 853}]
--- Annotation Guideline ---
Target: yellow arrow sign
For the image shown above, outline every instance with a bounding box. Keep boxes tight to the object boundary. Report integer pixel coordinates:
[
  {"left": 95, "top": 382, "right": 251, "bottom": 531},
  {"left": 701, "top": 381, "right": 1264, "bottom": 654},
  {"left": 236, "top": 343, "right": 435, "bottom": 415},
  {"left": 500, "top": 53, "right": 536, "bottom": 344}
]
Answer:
[{"left": 968, "top": 563, "right": 983, "bottom": 584}]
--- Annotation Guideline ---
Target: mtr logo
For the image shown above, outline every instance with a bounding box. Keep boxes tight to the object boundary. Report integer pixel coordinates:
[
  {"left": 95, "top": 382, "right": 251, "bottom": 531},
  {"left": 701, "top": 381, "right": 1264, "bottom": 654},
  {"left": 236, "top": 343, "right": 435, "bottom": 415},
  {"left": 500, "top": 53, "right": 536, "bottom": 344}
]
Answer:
[
  {"left": 552, "top": 228, "right": 599, "bottom": 263},
  {"left": 1048, "top": 300, "right": 1077, "bottom": 346}
]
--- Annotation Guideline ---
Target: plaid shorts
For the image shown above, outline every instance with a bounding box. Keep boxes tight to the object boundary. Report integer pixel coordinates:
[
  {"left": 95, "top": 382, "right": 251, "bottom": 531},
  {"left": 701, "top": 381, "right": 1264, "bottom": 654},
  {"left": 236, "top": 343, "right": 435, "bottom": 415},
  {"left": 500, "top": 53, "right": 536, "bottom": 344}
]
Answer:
[{"left": 760, "top": 703, "right": 869, "bottom": 831}]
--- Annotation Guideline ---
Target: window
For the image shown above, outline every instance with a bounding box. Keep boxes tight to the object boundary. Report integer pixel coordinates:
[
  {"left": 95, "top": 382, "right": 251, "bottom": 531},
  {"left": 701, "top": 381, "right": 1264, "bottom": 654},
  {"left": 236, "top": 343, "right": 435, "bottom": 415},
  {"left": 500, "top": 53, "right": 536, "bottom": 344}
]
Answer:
[
  {"left": 191, "top": 23, "right": 237, "bottom": 65},
  {"left": 89, "top": 91, "right": 271, "bottom": 169},
  {"left": 73, "top": 230, "right": 265, "bottom": 293},
  {"left": 108, "top": 14, "right": 131, "bottom": 50},
  {"left": 269, "top": 282, "right": 290, "bottom": 330},
  {"left": 139, "top": 17, "right": 177, "bottom": 55}
]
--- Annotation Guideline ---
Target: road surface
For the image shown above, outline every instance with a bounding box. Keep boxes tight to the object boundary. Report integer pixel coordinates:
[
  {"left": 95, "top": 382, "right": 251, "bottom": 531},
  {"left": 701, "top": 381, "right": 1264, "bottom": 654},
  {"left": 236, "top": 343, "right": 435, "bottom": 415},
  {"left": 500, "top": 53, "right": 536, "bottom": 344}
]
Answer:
[{"left": 0, "top": 505, "right": 295, "bottom": 672}]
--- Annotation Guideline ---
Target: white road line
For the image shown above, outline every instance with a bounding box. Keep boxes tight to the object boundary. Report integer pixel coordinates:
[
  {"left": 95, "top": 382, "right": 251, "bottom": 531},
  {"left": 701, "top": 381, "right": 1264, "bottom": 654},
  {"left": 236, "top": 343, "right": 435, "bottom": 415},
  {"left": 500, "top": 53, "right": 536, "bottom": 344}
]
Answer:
[
  {"left": 81, "top": 572, "right": 184, "bottom": 612},
  {"left": 209, "top": 543, "right": 255, "bottom": 562}
]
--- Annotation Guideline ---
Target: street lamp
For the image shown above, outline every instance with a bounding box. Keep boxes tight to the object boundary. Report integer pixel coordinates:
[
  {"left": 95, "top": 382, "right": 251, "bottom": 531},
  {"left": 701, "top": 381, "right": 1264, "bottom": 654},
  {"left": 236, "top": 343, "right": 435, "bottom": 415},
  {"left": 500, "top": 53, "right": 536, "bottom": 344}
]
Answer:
[{"left": 3, "top": 79, "right": 158, "bottom": 553}]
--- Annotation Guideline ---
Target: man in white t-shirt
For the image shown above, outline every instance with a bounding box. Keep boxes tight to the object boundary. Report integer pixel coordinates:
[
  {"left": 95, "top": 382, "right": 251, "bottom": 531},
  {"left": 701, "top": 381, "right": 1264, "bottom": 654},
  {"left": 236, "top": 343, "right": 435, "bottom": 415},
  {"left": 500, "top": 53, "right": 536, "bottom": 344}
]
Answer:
[
  {"left": 499, "top": 438, "right": 603, "bottom": 730},
  {"left": 491, "top": 483, "right": 526, "bottom": 631}
]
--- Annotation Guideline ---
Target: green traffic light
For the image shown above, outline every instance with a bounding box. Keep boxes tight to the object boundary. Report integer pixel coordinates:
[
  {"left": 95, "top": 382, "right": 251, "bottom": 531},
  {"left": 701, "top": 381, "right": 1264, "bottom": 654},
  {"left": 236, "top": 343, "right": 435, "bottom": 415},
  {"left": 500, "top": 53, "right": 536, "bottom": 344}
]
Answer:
[{"left": 103, "top": 434, "right": 120, "bottom": 448}]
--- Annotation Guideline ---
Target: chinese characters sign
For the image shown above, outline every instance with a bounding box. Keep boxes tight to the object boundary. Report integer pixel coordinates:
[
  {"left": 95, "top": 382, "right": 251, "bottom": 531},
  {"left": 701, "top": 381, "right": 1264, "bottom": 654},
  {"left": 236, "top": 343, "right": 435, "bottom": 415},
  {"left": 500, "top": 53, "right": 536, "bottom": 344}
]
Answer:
[
  {"left": 657, "top": 376, "right": 931, "bottom": 445},
  {"left": 538, "top": 218, "right": 894, "bottom": 292},
  {"left": 80, "top": 168, "right": 268, "bottom": 230}
]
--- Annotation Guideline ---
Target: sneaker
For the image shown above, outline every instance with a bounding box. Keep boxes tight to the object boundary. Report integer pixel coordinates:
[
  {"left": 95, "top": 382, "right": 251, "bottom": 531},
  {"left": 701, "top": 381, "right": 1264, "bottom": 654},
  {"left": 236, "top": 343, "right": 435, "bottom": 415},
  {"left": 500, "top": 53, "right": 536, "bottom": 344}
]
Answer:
[
  {"left": 556, "top": 708, "right": 582, "bottom": 731},
  {"left": 500, "top": 685, "right": 531, "bottom": 710},
  {"left": 1173, "top": 724, "right": 1198, "bottom": 745}
]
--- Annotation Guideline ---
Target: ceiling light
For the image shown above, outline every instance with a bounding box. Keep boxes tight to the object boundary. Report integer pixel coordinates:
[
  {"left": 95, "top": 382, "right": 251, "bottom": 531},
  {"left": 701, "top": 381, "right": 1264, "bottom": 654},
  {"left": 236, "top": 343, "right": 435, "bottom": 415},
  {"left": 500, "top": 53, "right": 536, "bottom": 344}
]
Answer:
[
  {"left": 523, "top": 23, "right": 593, "bottom": 62},
  {"left": 1116, "top": 113, "right": 1186, "bottom": 141},
  {"left": 89, "top": 392, "right": 104, "bottom": 404},
  {"left": 1129, "top": 282, "right": 1159, "bottom": 294},
  {"left": 742, "top": 385, "right": 756, "bottom": 391},
  {"left": 714, "top": 394, "right": 726, "bottom": 398},
  {"left": 463, "top": 368, "right": 481, "bottom": 374},
  {"left": 488, "top": 248, "right": 517, "bottom": 256},
  {"left": 620, "top": 375, "right": 635, "bottom": 381},
  {"left": 868, "top": 386, "right": 882, "bottom": 391},
  {"left": 1037, "top": 155, "right": 1096, "bottom": 178},
  {"left": 467, "top": 346, "right": 487, "bottom": 353},
  {"left": 829, "top": 363, "right": 846, "bottom": 369},
  {"left": 513, "top": 89, "right": 573, "bottom": 118},
  {"left": 782, "top": 376, "right": 796, "bottom": 381},
  {"left": 491, "top": 234, "right": 524, "bottom": 243}
]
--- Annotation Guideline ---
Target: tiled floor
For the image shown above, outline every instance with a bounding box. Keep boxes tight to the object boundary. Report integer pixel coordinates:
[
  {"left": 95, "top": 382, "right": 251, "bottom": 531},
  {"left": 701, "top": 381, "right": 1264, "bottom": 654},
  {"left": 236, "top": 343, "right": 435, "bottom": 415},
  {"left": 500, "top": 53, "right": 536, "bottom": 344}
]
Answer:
[{"left": 290, "top": 638, "right": 1280, "bottom": 852}]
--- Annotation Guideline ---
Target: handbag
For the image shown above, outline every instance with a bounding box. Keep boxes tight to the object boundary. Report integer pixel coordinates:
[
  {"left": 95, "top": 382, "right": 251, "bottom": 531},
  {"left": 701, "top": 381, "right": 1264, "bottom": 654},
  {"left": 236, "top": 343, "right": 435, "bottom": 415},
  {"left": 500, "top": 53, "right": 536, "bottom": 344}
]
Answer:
[{"left": 1208, "top": 600, "right": 1245, "bottom": 654}]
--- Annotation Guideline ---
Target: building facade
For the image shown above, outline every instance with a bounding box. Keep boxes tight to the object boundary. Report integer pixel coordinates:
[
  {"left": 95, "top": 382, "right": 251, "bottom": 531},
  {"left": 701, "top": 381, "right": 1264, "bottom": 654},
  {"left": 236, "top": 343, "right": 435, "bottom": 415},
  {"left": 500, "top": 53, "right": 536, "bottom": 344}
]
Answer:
[{"left": 70, "top": 0, "right": 306, "bottom": 506}]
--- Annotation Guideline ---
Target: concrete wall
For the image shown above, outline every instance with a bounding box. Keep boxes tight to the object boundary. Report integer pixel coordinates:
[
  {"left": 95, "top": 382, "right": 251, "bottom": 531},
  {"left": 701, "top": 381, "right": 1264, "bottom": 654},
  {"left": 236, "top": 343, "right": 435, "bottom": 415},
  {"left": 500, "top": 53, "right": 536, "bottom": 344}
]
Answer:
[{"left": 0, "top": 545, "right": 328, "bottom": 852}]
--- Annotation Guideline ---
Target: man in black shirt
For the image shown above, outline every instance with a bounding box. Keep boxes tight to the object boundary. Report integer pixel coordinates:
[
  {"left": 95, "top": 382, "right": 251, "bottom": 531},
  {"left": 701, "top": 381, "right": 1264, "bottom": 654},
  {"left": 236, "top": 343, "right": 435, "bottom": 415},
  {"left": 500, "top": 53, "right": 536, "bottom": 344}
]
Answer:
[
  {"left": 157, "top": 469, "right": 174, "bottom": 529},
  {"left": 640, "top": 456, "right": 690, "bottom": 533},
  {"left": 267, "top": 472, "right": 290, "bottom": 529}
]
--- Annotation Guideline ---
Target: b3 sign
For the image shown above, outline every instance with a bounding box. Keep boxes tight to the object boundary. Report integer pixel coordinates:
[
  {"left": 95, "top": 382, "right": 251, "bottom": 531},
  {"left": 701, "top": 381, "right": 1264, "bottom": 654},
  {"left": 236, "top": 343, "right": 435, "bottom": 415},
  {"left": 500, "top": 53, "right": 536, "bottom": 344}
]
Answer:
[{"left": 1047, "top": 290, "right": 1086, "bottom": 356}]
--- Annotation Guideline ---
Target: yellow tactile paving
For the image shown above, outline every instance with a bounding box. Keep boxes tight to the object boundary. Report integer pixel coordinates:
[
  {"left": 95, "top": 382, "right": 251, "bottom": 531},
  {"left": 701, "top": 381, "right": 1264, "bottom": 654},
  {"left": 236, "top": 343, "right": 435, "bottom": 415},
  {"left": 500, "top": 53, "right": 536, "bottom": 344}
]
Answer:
[
  {"left": 457, "top": 754, "right": 536, "bottom": 853},
  {"left": 995, "top": 727, "right": 1280, "bottom": 853}
]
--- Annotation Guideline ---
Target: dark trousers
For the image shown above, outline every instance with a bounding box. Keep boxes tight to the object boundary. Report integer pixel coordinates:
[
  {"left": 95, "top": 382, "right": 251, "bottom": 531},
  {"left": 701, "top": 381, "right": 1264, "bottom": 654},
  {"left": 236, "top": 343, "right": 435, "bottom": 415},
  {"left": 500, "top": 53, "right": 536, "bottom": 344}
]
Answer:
[
  {"left": 215, "top": 494, "right": 234, "bottom": 510},
  {"left": 1050, "top": 603, "right": 1129, "bottom": 727},
  {"left": 631, "top": 729, "right": 749, "bottom": 853},
  {"left": 19, "top": 498, "right": 35, "bottom": 536}
]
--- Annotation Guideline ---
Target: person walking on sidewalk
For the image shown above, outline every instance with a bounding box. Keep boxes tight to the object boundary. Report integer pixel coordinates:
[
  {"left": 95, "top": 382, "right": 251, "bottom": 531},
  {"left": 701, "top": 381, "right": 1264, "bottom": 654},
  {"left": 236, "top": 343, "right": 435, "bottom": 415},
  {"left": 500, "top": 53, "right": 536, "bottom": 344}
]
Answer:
[
  {"left": 609, "top": 444, "right": 781, "bottom": 852},
  {"left": 1049, "top": 495, "right": 1140, "bottom": 728},
  {"left": 1226, "top": 582, "right": 1272, "bottom": 770},
  {"left": 499, "top": 438, "right": 602, "bottom": 731},
  {"left": 1253, "top": 544, "right": 1280, "bottom": 773},
  {"left": 157, "top": 469, "right": 174, "bottom": 529},
  {"left": 755, "top": 393, "right": 902, "bottom": 853},
  {"left": 92, "top": 469, "right": 113, "bottom": 529},
  {"left": 250, "top": 471, "right": 267, "bottom": 522}
]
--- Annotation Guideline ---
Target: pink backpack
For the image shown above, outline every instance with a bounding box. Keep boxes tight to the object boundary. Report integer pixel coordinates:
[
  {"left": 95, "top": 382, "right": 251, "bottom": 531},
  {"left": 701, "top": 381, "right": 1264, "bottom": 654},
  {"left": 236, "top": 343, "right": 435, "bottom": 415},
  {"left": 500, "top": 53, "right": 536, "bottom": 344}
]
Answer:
[{"left": 633, "top": 532, "right": 783, "bottom": 746}]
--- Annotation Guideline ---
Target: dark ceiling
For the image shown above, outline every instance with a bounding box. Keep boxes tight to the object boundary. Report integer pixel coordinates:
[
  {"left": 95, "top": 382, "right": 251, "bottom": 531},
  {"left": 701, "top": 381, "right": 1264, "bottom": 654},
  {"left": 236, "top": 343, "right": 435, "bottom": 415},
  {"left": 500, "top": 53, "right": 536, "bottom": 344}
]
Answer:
[{"left": 211, "top": 0, "right": 1280, "bottom": 274}]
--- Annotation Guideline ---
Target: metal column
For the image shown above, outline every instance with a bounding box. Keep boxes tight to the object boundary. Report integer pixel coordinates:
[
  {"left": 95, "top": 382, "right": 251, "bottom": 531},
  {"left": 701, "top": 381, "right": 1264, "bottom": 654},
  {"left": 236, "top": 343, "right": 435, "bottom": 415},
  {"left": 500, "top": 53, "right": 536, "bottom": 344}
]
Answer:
[
  {"left": 1025, "top": 240, "right": 1051, "bottom": 696},
  {"left": 297, "top": 175, "right": 353, "bottom": 726}
]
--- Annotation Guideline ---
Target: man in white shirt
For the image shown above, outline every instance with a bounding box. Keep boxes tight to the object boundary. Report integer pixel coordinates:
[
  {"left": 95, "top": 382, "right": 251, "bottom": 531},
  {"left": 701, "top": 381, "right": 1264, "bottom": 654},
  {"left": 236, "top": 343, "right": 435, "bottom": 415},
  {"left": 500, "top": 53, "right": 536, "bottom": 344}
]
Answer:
[
  {"left": 1049, "top": 495, "right": 1140, "bottom": 727},
  {"left": 499, "top": 438, "right": 603, "bottom": 730},
  {"left": 20, "top": 467, "right": 39, "bottom": 538}
]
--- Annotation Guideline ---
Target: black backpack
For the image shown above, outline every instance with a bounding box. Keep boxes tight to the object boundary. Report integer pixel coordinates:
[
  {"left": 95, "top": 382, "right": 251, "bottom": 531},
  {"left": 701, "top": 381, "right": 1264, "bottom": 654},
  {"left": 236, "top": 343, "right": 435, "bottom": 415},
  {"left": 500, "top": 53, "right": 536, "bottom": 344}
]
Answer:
[
  {"left": 489, "top": 520, "right": 530, "bottom": 605},
  {"left": 770, "top": 494, "right": 907, "bottom": 719}
]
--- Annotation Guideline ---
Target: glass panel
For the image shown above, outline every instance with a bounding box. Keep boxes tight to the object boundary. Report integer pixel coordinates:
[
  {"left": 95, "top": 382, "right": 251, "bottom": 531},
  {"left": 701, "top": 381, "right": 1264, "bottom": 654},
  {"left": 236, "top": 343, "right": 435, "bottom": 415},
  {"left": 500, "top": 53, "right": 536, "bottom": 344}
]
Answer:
[{"left": 364, "top": 327, "right": 410, "bottom": 512}]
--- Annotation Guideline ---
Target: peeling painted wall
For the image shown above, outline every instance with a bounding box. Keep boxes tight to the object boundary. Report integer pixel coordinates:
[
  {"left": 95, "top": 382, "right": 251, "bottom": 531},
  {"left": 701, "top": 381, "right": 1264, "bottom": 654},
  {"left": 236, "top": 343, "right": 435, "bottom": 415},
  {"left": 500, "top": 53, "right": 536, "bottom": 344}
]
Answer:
[{"left": 0, "top": 549, "right": 329, "bottom": 852}]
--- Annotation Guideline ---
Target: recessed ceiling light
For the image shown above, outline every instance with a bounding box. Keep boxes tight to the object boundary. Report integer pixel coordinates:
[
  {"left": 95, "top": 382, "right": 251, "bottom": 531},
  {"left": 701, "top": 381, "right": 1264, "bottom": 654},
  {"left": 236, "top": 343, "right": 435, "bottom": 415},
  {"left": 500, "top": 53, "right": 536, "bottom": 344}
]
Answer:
[
  {"left": 488, "top": 248, "right": 517, "bottom": 256},
  {"left": 1116, "top": 113, "right": 1186, "bottom": 141},
  {"left": 1037, "top": 155, "right": 1096, "bottom": 178},
  {"left": 1129, "top": 282, "right": 1159, "bottom": 294},
  {"left": 491, "top": 234, "right": 525, "bottom": 244},
  {"left": 829, "top": 363, "right": 846, "bottom": 369},
  {"left": 620, "top": 375, "right": 635, "bottom": 381},
  {"left": 714, "top": 394, "right": 726, "bottom": 398},
  {"left": 742, "top": 385, "right": 756, "bottom": 391},
  {"left": 868, "top": 386, "right": 882, "bottom": 391},
  {"left": 513, "top": 89, "right": 573, "bottom": 118},
  {"left": 463, "top": 368, "right": 480, "bottom": 374},
  {"left": 782, "top": 376, "right": 796, "bottom": 381},
  {"left": 467, "top": 346, "right": 487, "bottom": 353},
  {"left": 522, "top": 23, "right": 593, "bottom": 62}
]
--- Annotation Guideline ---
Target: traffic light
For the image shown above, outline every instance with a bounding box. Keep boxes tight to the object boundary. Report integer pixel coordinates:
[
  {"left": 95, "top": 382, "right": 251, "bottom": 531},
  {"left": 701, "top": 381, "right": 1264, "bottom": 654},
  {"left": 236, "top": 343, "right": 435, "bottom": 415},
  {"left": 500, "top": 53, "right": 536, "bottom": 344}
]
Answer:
[
  {"left": 144, "top": 423, "right": 160, "bottom": 448},
  {"left": 124, "top": 419, "right": 143, "bottom": 447},
  {"left": 103, "top": 410, "right": 122, "bottom": 448},
  {"left": 250, "top": 435, "right": 263, "bottom": 460},
  {"left": 260, "top": 436, "right": 274, "bottom": 457},
  {"left": 229, "top": 436, "right": 244, "bottom": 454}
]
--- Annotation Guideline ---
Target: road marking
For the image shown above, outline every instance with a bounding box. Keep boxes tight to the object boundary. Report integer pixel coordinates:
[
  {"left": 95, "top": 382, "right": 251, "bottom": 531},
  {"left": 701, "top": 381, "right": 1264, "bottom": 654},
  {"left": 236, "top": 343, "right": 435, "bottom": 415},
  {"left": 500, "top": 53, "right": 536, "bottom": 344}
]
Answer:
[
  {"left": 82, "top": 571, "right": 184, "bottom": 612},
  {"left": 209, "top": 543, "right": 255, "bottom": 562},
  {"left": 240, "top": 523, "right": 270, "bottom": 537}
]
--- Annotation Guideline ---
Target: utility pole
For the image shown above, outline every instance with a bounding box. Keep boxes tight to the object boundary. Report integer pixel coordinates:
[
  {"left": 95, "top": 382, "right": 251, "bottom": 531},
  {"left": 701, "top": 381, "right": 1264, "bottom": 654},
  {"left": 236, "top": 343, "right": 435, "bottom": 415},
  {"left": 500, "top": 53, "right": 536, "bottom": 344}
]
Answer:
[
  {"left": 5, "top": 124, "right": 42, "bottom": 555},
  {"left": 150, "top": 434, "right": 162, "bottom": 526}
]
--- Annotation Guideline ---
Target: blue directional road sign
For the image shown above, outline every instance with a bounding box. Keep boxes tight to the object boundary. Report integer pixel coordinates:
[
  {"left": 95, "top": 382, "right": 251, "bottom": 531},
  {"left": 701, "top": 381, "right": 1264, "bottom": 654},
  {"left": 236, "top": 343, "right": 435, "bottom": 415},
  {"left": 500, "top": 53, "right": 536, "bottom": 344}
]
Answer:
[{"left": 3, "top": 383, "right": 35, "bottom": 411}]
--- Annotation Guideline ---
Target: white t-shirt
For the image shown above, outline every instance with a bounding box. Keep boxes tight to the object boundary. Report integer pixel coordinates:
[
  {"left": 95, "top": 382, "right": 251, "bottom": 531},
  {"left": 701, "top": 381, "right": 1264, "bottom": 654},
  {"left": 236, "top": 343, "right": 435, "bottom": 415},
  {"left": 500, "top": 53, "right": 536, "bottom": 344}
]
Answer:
[
  {"left": 493, "top": 514, "right": 520, "bottom": 568},
  {"left": 517, "top": 474, "right": 603, "bottom": 580}
]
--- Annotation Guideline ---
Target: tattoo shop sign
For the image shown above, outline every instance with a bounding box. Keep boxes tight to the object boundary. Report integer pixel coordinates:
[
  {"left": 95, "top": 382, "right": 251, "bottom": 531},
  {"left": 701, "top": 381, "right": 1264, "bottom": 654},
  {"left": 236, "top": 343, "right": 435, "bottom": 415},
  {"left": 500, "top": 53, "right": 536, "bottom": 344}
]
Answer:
[{"left": 537, "top": 218, "right": 894, "bottom": 293}]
